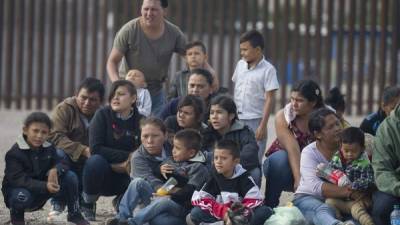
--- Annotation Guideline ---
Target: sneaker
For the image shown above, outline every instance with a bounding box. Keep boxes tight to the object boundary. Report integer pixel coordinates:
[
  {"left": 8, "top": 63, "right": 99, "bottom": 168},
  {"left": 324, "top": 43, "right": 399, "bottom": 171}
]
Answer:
[
  {"left": 10, "top": 209, "right": 25, "bottom": 225},
  {"left": 112, "top": 195, "right": 122, "bottom": 213},
  {"left": 47, "top": 202, "right": 67, "bottom": 223},
  {"left": 47, "top": 211, "right": 67, "bottom": 224},
  {"left": 80, "top": 203, "right": 96, "bottom": 221},
  {"left": 67, "top": 213, "right": 90, "bottom": 225}
]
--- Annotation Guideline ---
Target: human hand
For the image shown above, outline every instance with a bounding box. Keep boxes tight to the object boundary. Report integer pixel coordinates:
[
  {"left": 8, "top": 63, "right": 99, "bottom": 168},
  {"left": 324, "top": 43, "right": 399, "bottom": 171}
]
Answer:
[
  {"left": 47, "top": 168, "right": 59, "bottom": 186},
  {"left": 47, "top": 168, "right": 60, "bottom": 194},
  {"left": 255, "top": 124, "right": 267, "bottom": 141},
  {"left": 160, "top": 164, "right": 174, "bottom": 179},
  {"left": 293, "top": 177, "right": 300, "bottom": 191},
  {"left": 111, "top": 160, "right": 129, "bottom": 174},
  {"left": 47, "top": 182, "right": 60, "bottom": 193},
  {"left": 81, "top": 147, "right": 91, "bottom": 158}
]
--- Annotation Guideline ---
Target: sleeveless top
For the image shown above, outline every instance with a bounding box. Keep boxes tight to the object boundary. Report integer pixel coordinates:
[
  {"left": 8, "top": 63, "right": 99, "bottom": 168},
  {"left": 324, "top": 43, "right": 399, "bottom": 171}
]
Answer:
[{"left": 266, "top": 103, "right": 314, "bottom": 156}]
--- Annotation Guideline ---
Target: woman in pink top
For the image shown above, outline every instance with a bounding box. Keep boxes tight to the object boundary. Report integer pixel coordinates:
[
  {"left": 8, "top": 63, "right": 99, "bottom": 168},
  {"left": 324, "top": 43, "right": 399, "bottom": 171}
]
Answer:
[{"left": 263, "top": 80, "right": 324, "bottom": 207}]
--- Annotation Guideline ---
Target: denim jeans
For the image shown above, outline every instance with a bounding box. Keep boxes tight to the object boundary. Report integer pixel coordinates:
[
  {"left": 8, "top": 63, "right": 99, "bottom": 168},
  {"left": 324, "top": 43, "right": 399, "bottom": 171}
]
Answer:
[
  {"left": 8, "top": 170, "right": 80, "bottom": 215},
  {"left": 263, "top": 150, "right": 294, "bottom": 207},
  {"left": 151, "top": 89, "right": 166, "bottom": 116},
  {"left": 52, "top": 149, "right": 86, "bottom": 206},
  {"left": 293, "top": 194, "right": 341, "bottom": 225},
  {"left": 82, "top": 155, "right": 131, "bottom": 203},
  {"left": 241, "top": 118, "right": 267, "bottom": 165},
  {"left": 189, "top": 205, "right": 272, "bottom": 225},
  {"left": 128, "top": 197, "right": 186, "bottom": 225},
  {"left": 117, "top": 177, "right": 154, "bottom": 221},
  {"left": 372, "top": 191, "right": 400, "bottom": 225}
]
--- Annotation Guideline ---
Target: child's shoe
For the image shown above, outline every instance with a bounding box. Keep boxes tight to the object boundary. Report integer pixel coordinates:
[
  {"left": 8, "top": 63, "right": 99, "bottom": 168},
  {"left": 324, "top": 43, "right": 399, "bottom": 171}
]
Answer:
[{"left": 47, "top": 201, "right": 67, "bottom": 223}]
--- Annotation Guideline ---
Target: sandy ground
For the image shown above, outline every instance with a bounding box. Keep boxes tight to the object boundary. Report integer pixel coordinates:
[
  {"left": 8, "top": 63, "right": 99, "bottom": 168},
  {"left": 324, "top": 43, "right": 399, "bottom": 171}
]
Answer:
[{"left": 0, "top": 109, "right": 363, "bottom": 224}]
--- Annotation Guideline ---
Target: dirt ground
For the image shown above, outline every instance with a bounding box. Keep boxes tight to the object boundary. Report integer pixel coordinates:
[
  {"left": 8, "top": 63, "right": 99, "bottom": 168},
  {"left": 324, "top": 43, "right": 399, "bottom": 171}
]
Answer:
[{"left": 0, "top": 109, "right": 363, "bottom": 224}]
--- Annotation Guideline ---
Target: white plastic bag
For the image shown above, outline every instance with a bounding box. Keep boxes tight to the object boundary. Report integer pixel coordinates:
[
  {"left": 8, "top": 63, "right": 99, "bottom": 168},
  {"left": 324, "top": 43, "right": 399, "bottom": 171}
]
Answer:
[{"left": 264, "top": 205, "right": 306, "bottom": 225}]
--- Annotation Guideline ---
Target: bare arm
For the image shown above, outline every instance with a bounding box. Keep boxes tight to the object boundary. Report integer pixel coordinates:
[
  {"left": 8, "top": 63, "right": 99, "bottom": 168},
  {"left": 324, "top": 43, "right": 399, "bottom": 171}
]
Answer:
[
  {"left": 204, "top": 62, "right": 220, "bottom": 93},
  {"left": 274, "top": 109, "right": 301, "bottom": 189},
  {"left": 106, "top": 48, "right": 124, "bottom": 82},
  {"left": 255, "top": 90, "right": 275, "bottom": 141}
]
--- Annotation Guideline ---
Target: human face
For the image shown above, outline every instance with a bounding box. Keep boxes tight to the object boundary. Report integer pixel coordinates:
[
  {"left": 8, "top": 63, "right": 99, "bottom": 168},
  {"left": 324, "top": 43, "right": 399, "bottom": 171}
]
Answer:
[
  {"left": 141, "top": 0, "right": 164, "bottom": 28},
  {"left": 382, "top": 98, "right": 400, "bottom": 116},
  {"left": 341, "top": 143, "right": 363, "bottom": 163},
  {"left": 141, "top": 124, "right": 166, "bottom": 156},
  {"left": 315, "top": 114, "right": 342, "bottom": 148},
  {"left": 186, "top": 46, "right": 207, "bottom": 70},
  {"left": 126, "top": 70, "right": 146, "bottom": 88},
  {"left": 240, "top": 41, "right": 262, "bottom": 66},
  {"left": 76, "top": 88, "right": 102, "bottom": 117},
  {"left": 188, "top": 74, "right": 212, "bottom": 100},
  {"left": 110, "top": 86, "right": 137, "bottom": 116},
  {"left": 172, "top": 138, "right": 195, "bottom": 162},
  {"left": 177, "top": 106, "right": 198, "bottom": 128},
  {"left": 290, "top": 92, "right": 316, "bottom": 116},
  {"left": 213, "top": 148, "right": 239, "bottom": 178},
  {"left": 210, "top": 104, "right": 235, "bottom": 135},
  {"left": 23, "top": 122, "right": 50, "bottom": 150}
]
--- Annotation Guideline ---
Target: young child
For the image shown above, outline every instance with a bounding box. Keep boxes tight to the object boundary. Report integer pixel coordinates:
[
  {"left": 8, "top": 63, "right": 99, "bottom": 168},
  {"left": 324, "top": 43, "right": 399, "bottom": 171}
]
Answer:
[
  {"left": 202, "top": 95, "right": 261, "bottom": 186},
  {"left": 1, "top": 112, "right": 88, "bottom": 225},
  {"left": 324, "top": 127, "right": 375, "bottom": 225},
  {"left": 168, "top": 41, "right": 218, "bottom": 99},
  {"left": 107, "top": 128, "right": 209, "bottom": 225},
  {"left": 232, "top": 30, "right": 279, "bottom": 165},
  {"left": 360, "top": 85, "right": 400, "bottom": 135},
  {"left": 126, "top": 69, "right": 152, "bottom": 117},
  {"left": 325, "top": 87, "right": 351, "bottom": 128},
  {"left": 187, "top": 139, "right": 272, "bottom": 225}
]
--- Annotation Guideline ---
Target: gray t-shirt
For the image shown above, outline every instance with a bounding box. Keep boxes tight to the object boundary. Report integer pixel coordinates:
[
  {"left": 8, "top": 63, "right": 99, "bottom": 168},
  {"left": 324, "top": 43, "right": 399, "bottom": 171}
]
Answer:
[{"left": 114, "top": 18, "right": 186, "bottom": 95}]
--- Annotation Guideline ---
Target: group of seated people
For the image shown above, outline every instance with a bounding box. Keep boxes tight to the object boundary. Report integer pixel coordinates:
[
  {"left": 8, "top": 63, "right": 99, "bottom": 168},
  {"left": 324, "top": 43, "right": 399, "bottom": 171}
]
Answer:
[{"left": 3, "top": 73, "right": 400, "bottom": 225}]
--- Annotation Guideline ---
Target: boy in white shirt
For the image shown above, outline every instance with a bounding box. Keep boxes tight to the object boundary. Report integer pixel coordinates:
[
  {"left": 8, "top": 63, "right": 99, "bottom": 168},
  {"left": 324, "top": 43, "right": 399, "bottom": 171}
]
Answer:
[
  {"left": 232, "top": 30, "right": 279, "bottom": 164},
  {"left": 126, "top": 69, "right": 152, "bottom": 117}
]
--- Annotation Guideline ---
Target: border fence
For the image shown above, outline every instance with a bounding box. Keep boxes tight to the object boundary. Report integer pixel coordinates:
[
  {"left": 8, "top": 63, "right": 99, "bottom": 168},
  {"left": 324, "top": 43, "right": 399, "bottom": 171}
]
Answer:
[{"left": 1, "top": 0, "right": 399, "bottom": 115}]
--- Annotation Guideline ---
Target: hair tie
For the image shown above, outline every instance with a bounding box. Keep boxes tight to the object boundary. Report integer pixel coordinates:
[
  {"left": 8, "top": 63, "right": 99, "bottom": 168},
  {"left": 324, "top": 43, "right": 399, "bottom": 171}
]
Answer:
[{"left": 315, "top": 89, "right": 320, "bottom": 96}]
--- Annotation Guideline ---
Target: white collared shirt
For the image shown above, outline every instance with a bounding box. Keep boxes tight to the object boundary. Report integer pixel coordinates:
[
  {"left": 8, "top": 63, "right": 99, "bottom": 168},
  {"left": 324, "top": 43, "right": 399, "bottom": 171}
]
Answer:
[{"left": 232, "top": 57, "right": 279, "bottom": 119}]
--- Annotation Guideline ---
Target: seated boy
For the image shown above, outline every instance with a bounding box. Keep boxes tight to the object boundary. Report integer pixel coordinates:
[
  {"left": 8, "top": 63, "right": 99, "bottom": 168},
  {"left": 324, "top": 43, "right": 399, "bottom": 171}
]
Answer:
[
  {"left": 360, "top": 85, "right": 400, "bottom": 135},
  {"left": 126, "top": 69, "right": 152, "bottom": 117},
  {"left": 324, "top": 127, "right": 375, "bottom": 225},
  {"left": 1, "top": 112, "right": 88, "bottom": 225},
  {"left": 107, "top": 128, "right": 209, "bottom": 225},
  {"left": 187, "top": 139, "right": 272, "bottom": 225}
]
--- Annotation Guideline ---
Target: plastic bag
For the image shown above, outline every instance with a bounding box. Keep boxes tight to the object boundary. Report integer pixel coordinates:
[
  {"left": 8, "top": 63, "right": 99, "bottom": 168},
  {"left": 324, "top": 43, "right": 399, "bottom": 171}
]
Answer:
[{"left": 264, "top": 204, "right": 306, "bottom": 225}]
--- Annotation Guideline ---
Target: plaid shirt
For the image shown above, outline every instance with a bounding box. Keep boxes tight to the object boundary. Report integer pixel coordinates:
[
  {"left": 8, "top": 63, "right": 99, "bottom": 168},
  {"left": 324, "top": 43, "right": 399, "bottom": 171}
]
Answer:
[{"left": 329, "top": 150, "right": 374, "bottom": 190}]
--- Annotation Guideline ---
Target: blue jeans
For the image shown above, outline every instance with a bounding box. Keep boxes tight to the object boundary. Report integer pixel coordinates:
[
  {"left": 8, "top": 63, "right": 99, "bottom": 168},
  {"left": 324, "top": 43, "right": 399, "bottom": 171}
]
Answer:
[
  {"left": 263, "top": 150, "right": 294, "bottom": 207},
  {"left": 7, "top": 170, "right": 80, "bottom": 215},
  {"left": 151, "top": 89, "right": 166, "bottom": 116},
  {"left": 241, "top": 118, "right": 267, "bottom": 165},
  {"left": 293, "top": 194, "right": 341, "bottom": 225},
  {"left": 117, "top": 178, "right": 154, "bottom": 221},
  {"left": 82, "top": 155, "right": 131, "bottom": 203},
  {"left": 189, "top": 205, "right": 272, "bottom": 225},
  {"left": 372, "top": 191, "right": 400, "bottom": 225},
  {"left": 128, "top": 197, "right": 186, "bottom": 225}
]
